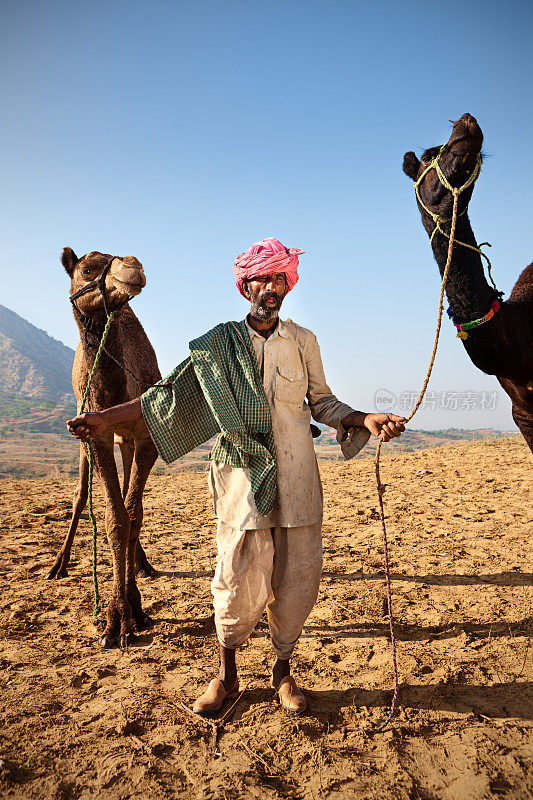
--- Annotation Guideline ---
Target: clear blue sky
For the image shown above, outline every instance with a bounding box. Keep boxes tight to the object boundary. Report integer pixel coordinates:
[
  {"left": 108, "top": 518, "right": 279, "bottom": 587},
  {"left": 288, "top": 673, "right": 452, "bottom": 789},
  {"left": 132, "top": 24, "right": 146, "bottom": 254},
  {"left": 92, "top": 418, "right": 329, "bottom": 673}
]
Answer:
[{"left": 2, "top": 0, "right": 532, "bottom": 429}]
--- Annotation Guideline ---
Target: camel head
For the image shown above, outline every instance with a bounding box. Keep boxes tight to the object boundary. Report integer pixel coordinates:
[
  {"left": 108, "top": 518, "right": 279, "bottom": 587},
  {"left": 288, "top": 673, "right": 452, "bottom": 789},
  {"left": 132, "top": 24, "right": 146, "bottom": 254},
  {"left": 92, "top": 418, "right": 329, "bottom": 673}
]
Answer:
[
  {"left": 62, "top": 248, "right": 146, "bottom": 319},
  {"left": 402, "top": 113, "right": 483, "bottom": 236}
]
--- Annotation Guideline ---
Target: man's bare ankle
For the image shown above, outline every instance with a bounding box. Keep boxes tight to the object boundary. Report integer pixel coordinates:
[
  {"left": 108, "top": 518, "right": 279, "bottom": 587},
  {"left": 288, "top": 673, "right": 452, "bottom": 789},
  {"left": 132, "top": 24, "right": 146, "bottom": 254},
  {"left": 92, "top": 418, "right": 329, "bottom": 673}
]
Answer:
[
  {"left": 272, "top": 657, "right": 290, "bottom": 688},
  {"left": 219, "top": 673, "right": 237, "bottom": 691},
  {"left": 218, "top": 644, "right": 237, "bottom": 690}
]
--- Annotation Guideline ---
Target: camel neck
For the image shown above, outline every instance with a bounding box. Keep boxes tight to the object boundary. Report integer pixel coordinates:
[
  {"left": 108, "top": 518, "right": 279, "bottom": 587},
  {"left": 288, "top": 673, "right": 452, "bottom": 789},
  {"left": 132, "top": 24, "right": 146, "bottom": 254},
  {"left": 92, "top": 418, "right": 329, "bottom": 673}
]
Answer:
[
  {"left": 429, "top": 214, "right": 498, "bottom": 324},
  {"left": 73, "top": 308, "right": 124, "bottom": 367}
]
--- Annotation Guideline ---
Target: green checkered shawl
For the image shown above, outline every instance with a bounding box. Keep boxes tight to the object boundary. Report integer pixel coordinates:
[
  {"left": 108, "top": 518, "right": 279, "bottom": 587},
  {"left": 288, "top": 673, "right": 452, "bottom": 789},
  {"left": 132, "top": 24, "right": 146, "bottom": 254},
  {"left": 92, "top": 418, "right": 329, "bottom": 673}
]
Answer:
[{"left": 140, "top": 320, "right": 277, "bottom": 516}]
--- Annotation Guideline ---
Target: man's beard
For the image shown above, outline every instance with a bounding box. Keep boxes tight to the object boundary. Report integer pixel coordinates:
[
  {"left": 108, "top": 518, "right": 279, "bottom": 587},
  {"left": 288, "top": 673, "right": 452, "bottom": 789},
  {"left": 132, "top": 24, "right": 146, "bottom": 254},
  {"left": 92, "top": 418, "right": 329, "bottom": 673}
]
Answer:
[{"left": 249, "top": 290, "right": 284, "bottom": 323}]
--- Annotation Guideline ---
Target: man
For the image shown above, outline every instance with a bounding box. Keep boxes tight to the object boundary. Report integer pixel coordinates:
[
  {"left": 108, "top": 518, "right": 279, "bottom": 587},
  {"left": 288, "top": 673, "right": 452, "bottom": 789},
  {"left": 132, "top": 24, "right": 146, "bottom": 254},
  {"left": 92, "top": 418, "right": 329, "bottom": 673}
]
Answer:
[{"left": 67, "top": 237, "right": 405, "bottom": 716}]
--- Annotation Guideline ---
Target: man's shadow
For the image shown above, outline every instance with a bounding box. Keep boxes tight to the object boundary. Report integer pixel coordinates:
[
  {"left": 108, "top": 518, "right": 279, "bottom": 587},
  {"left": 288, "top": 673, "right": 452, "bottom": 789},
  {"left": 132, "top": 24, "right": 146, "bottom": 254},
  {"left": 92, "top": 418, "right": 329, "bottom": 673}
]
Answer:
[
  {"left": 301, "top": 616, "right": 533, "bottom": 642},
  {"left": 153, "top": 608, "right": 531, "bottom": 644},
  {"left": 302, "top": 681, "right": 533, "bottom": 723},
  {"left": 231, "top": 682, "right": 533, "bottom": 724},
  {"left": 153, "top": 569, "right": 532, "bottom": 586},
  {"left": 322, "top": 570, "right": 533, "bottom": 587},
  {"left": 229, "top": 681, "right": 533, "bottom": 724}
]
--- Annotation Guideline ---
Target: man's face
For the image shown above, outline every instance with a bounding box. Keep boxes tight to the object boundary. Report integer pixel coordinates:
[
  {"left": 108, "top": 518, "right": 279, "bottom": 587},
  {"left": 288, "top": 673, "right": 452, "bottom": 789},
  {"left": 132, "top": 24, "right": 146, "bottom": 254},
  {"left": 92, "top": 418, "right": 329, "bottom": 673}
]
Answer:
[{"left": 244, "top": 272, "right": 287, "bottom": 323}]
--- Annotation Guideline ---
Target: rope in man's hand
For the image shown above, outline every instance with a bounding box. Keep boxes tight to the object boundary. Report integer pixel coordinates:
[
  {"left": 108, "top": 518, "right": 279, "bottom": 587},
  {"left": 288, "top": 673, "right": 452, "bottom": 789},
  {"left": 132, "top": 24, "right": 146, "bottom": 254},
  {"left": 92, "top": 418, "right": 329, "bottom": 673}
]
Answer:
[{"left": 345, "top": 167, "right": 467, "bottom": 735}]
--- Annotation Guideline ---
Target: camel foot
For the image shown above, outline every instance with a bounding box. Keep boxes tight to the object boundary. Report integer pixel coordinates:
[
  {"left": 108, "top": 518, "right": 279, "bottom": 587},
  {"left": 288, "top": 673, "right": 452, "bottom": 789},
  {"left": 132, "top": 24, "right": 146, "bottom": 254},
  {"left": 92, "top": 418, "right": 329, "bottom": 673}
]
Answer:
[
  {"left": 100, "top": 630, "right": 136, "bottom": 648},
  {"left": 101, "top": 596, "right": 136, "bottom": 648},
  {"left": 135, "top": 563, "right": 158, "bottom": 579},
  {"left": 126, "top": 582, "right": 150, "bottom": 630},
  {"left": 47, "top": 558, "right": 69, "bottom": 580},
  {"left": 100, "top": 632, "right": 119, "bottom": 648},
  {"left": 47, "top": 567, "right": 69, "bottom": 580}
]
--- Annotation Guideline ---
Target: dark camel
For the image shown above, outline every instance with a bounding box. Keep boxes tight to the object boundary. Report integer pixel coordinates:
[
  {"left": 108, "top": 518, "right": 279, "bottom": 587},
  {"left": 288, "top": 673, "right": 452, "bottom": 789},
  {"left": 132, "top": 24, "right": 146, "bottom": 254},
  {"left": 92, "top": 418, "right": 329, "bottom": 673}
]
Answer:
[
  {"left": 52, "top": 248, "right": 161, "bottom": 647},
  {"left": 403, "top": 113, "right": 533, "bottom": 452}
]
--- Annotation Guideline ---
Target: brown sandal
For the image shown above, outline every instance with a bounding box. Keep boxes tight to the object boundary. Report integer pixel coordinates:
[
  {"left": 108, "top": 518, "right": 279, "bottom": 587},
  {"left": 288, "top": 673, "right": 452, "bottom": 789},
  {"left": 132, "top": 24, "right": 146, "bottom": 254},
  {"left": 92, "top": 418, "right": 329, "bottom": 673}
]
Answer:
[
  {"left": 272, "top": 675, "right": 306, "bottom": 714},
  {"left": 192, "top": 678, "right": 239, "bottom": 718}
]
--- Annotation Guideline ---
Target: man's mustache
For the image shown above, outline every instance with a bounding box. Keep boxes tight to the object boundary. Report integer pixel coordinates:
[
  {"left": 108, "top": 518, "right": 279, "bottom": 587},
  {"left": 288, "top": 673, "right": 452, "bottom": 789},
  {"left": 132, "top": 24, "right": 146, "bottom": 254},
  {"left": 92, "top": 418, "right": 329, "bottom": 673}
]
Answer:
[{"left": 258, "top": 292, "right": 283, "bottom": 305}]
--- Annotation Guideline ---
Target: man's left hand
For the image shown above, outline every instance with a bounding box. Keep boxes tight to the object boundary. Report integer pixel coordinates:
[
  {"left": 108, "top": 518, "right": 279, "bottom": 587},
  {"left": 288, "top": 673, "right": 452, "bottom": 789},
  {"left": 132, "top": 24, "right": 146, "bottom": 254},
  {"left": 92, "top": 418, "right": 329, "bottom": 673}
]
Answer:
[{"left": 363, "top": 413, "right": 406, "bottom": 442}]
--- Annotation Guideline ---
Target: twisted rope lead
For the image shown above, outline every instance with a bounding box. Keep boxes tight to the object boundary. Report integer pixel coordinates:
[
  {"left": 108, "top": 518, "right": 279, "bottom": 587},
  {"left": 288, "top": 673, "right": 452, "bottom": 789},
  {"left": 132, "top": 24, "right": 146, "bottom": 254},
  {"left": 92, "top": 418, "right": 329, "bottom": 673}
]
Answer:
[
  {"left": 78, "top": 311, "right": 115, "bottom": 616},
  {"left": 345, "top": 184, "right": 463, "bottom": 736}
]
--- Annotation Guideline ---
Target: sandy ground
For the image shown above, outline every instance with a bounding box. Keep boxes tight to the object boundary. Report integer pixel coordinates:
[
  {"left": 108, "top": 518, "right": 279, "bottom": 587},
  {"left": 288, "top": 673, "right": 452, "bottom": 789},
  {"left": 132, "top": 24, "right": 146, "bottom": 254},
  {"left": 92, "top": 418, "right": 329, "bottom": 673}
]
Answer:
[{"left": 0, "top": 436, "right": 532, "bottom": 800}]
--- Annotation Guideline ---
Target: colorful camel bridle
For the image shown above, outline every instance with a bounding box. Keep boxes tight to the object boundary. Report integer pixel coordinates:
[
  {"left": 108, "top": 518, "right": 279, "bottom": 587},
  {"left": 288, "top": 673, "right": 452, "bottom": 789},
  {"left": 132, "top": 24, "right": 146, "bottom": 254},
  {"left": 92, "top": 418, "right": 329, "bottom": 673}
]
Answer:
[{"left": 413, "top": 146, "right": 503, "bottom": 339}]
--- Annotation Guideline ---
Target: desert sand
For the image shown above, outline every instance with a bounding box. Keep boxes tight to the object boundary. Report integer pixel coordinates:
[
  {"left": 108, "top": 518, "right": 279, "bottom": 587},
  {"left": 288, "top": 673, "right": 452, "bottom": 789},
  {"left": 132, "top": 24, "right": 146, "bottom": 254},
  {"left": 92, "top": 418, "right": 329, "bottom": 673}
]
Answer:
[{"left": 0, "top": 436, "right": 532, "bottom": 799}]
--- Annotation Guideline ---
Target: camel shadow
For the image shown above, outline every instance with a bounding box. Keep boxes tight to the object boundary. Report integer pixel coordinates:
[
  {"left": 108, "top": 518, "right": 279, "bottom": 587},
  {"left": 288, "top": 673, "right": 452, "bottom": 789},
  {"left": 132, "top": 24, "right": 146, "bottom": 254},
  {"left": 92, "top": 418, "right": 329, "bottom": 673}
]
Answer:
[
  {"left": 302, "top": 617, "right": 533, "bottom": 642},
  {"left": 156, "top": 614, "right": 216, "bottom": 638},
  {"left": 131, "top": 630, "right": 156, "bottom": 647},
  {"left": 322, "top": 570, "right": 533, "bottom": 587},
  {"left": 303, "top": 681, "right": 533, "bottom": 723},
  {"left": 156, "top": 570, "right": 214, "bottom": 580}
]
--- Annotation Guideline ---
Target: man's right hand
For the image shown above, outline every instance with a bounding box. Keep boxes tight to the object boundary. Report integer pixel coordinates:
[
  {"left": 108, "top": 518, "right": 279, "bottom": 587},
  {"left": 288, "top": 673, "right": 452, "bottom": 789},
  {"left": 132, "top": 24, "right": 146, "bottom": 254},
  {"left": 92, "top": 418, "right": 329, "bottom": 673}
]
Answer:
[{"left": 67, "top": 411, "right": 108, "bottom": 442}]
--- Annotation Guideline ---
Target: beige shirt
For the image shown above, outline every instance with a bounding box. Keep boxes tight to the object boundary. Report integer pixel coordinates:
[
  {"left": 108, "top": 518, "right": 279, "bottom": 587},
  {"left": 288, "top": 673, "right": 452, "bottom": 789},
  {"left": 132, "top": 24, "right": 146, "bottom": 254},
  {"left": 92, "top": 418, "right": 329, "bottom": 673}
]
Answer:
[{"left": 208, "top": 317, "right": 370, "bottom": 530}]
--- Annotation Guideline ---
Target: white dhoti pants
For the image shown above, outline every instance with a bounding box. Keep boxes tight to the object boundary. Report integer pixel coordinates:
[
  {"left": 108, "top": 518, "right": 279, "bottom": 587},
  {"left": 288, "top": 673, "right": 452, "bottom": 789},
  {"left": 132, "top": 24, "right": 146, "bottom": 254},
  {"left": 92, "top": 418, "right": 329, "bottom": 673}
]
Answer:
[{"left": 211, "top": 520, "right": 323, "bottom": 660}]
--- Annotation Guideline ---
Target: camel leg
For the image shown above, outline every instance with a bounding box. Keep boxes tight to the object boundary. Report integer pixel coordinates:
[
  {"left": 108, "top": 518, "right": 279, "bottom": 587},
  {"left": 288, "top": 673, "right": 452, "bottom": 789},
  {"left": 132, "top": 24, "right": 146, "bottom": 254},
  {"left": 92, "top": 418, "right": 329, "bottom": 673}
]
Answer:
[
  {"left": 118, "top": 440, "right": 134, "bottom": 498},
  {"left": 497, "top": 378, "right": 533, "bottom": 453},
  {"left": 124, "top": 438, "right": 158, "bottom": 630},
  {"left": 119, "top": 440, "right": 157, "bottom": 577},
  {"left": 47, "top": 444, "right": 89, "bottom": 579},
  {"left": 91, "top": 434, "right": 135, "bottom": 649},
  {"left": 134, "top": 539, "right": 157, "bottom": 578},
  {"left": 511, "top": 405, "right": 533, "bottom": 453}
]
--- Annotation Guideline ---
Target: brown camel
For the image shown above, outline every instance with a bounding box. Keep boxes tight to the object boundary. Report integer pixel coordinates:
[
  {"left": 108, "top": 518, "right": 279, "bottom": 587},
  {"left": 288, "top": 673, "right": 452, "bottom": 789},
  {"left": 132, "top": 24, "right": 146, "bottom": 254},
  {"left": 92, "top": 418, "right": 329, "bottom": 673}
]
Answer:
[
  {"left": 53, "top": 248, "right": 161, "bottom": 647},
  {"left": 403, "top": 113, "right": 533, "bottom": 452}
]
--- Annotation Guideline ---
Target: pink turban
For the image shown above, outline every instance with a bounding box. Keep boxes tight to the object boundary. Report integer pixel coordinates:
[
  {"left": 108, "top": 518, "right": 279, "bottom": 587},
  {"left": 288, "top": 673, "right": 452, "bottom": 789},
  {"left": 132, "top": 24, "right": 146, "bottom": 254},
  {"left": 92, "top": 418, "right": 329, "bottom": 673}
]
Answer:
[{"left": 233, "top": 237, "right": 305, "bottom": 298}]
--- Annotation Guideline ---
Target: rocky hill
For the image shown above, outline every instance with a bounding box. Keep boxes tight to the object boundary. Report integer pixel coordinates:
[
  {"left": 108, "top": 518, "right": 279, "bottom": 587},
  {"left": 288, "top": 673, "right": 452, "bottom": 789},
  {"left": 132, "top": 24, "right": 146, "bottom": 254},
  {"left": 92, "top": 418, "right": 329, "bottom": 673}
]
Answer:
[{"left": 0, "top": 305, "right": 75, "bottom": 400}]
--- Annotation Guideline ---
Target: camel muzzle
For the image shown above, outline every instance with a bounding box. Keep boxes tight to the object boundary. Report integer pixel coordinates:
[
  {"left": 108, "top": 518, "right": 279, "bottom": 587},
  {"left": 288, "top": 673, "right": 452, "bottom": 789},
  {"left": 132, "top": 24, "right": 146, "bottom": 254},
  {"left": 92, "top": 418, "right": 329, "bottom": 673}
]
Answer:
[
  {"left": 447, "top": 113, "right": 483, "bottom": 154},
  {"left": 109, "top": 257, "right": 146, "bottom": 297},
  {"left": 70, "top": 255, "right": 135, "bottom": 335}
]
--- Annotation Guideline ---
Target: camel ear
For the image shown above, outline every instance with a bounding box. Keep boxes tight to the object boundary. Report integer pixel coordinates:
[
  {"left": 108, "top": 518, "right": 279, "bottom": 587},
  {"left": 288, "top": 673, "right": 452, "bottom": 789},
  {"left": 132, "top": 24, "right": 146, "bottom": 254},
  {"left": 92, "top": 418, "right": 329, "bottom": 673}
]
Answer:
[
  {"left": 403, "top": 152, "right": 420, "bottom": 180},
  {"left": 61, "top": 247, "right": 78, "bottom": 276}
]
